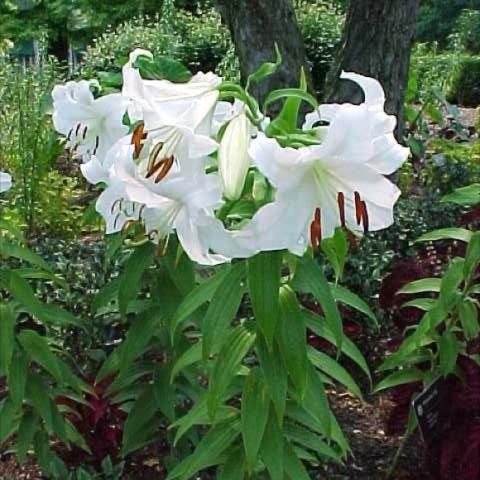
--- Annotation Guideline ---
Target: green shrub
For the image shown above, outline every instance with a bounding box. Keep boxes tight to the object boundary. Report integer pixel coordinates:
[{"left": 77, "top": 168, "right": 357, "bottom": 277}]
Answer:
[
  {"left": 455, "top": 9, "right": 480, "bottom": 54},
  {"left": 81, "top": 6, "right": 229, "bottom": 77},
  {"left": 410, "top": 45, "right": 461, "bottom": 100},
  {"left": 447, "top": 55, "right": 480, "bottom": 107},
  {"left": 422, "top": 138, "right": 480, "bottom": 194},
  {"left": 81, "top": 2, "right": 343, "bottom": 93},
  {"left": 296, "top": 0, "right": 344, "bottom": 93}
]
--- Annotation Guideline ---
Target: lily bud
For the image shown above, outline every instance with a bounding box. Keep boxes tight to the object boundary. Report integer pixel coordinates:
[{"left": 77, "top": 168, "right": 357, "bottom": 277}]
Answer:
[
  {"left": 218, "top": 111, "right": 251, "bottom": 201},
  {"left": 0, "top": 172, "right": 12, "bottom": 193}
]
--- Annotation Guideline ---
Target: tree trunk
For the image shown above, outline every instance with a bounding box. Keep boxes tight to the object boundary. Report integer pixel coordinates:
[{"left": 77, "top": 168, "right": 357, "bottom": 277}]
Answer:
[
  {"left": 325, "top": 0, "right": 419, "bottom": 137},
  {"left": 214, "top": 0, "right": 312, "bottom": 104}
]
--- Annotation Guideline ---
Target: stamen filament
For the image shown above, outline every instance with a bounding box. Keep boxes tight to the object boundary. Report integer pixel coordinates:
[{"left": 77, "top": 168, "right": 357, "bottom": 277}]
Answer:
[
  {"left": 337, "top": 192, "right": 346, "bottom": 228},
  {"left": 354, "top": 192, "right": 362, "bottom": 225}
]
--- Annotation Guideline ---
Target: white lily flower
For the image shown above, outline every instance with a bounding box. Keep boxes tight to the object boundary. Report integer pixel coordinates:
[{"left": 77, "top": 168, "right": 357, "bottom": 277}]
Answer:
[
  {"left": 212, "top": 72, "right": 409, "bottom": 257},
  {"left": 122, "top": 49, "right": 221, "bottom": 134},
  {"left": 0, "top": 172, "right": 12, "bottom": 193},
  {"left": 52, "top": 80, "right": 130, "bottom": 161},
  {"left": 218, "top": 110, "right": 252, "bottom": 201},
  {"left": 97, "top": 135, "right": 228, "bottom": 265}
]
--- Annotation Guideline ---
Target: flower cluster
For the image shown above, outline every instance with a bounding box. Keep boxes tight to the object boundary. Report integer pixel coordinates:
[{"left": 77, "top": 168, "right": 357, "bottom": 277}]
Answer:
[{"left": 52, "top": 49, "right": 409, "bottom": 265}]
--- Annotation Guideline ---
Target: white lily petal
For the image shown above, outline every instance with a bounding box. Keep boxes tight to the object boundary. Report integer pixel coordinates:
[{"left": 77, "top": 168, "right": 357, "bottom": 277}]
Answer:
[
  {"left": 52, "top": 80, "right": 129, "bottom": 161},
  {"left": 80, "top": 156, "right": 108, "bottom": 185},
  {"left": 340, "top": 71, "right": 386, "bottom": 106},
  {"left": 175, "top": 210, "right": 230, "bottom": 266},
  {"left": 249, "top": 134, "right": 310, "bottom": 190},
  {"left": 0, "top": 172, "right": 12, "bottom": 193}
]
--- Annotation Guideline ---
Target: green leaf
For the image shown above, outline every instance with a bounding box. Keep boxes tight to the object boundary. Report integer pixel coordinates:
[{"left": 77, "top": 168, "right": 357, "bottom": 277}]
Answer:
[
  {"left": 374, "top": 369, "right": 424, "bottom": 393},
  {"left": 18, "top": 330, "right": 62, "bottom": 383},
  {"left": 247, "top": 251, "right": 282, "bottom": 348},
  {"left": 92, "top": 277, "right": 120, "bottom": 313},
  {"left": 208, "top": 325, "right": 256, "bottom": 420},
  {"left": 202, "top": 262, "right": 246, "bottom": 360},
  {"left": 278, "top": 286, "right": 308, "bottom": 399},
  {"left": 439, "top": 258, "right": 465, "bottom": 309},
  {"left": 241, "top": 369, "right": 270, "bottom": 471},
  {"left": 261, "top": 408, "right": 284, "bottom": 480},
  {"left": 0, "top": 303, "right": 16, "bottom": 375},
  {"left": 218, "top": 447, "right": 246, "bottom": 480},
  {"left": 330, "top": 284, "right": 378, "bottom": 328},
  {"left": 256, "top": 336, "right": 287, "bottom": 423},
  {"left": 264, "top": 88, "right": 318, "bottom": 114},
  {"left": 135, "top": 55, "right": 192, "bottom": 83},
  {"left": 167, "top": 420, "right": 241, "bottom": 480},
  {"left": 308, "top": 348, "right": 363, "bottom": 400},
  {"left": 401, "top": 298, "right": 436, "bottom": 311},
  {"left": 0, "top": 240, "right": 52, "bottom": 271},
  {"left": 119, "top": 308, "right": 160, "bottom": 374},
  {"left": 464, "top": 231, "right": 480, "bottom": 282},
  {"left": 397, "top": 278, "right": 442, "bottom": 294},
  {"left": 8, "top": 351, "right": 29, "bottom": 407},
  {"left": 302, "top": 310, "right": 371, "bottom": 382},
  {"left": 284, "top": 422, "right": 341, "bottom": 462},
  {"left": 298, "top": 366, "right": 332, "bottom": 438},
  {"left": 118, "top": 243, "right": 156, "bottom": 316},
  {"left": 283, "top": 440, "right": 312, "bottom": 480},
  {"left": 170, "top": 341, "right": 202, "bottom": 381},
  {"left": 0, "top": 271, "right": 83, "bottom": 328},
  {"left": 321, "top": 228, "right": 348, "bottom": 281},
  {"left": 26, "top": 373, "right": 66, "bottom": 441},
  {"left": 439, "top": 332, "right": 459, "bottom": 376},
  {"left": 294, "top": 258, "right": 344, "bottom": 350},
  {"left": 16, "top": 411, "right": 39, "bottom": 463},
  {"left": 12, "top": 268, "right": 67, "bottom": 290},
  {"left": 153, "top": 364, "right": 176, "bottom": 422},
  {"left": 122, "top": 385, "right": 159, "bottom": 456},
  {"left": 170, "top": 267, "right": 231, "bottom": 340},
  {"left": 415, "top": 228, "right": 473, "bottom": 243},
  {"left": 268, "top": 67, "right": 307, "bottom": 135},
  {"left": 65, "top": 419, "right": 91, "bottom": 454},
  {"left": 442, "top": 183, "right": 480, "bottom": 206},
  {"left": 170, "top": 395, "right": 238, "bottom": 446},
  {"left": 246, "top": 44, "right": 282, "bottom": 90},
  {"left": 0, "top": 398, "right": 20, "bottom": 446},
  {"left": 459, "top": 299, "right": 479, "bottom": 340}
]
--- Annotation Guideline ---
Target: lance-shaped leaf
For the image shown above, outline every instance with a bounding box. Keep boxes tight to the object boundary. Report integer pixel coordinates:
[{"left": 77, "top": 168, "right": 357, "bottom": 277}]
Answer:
[
  {"left": 202, "top": 262, "right": 246, "bottom": 360},
  {"left": 0, "top": 303, "right": 16, "bottom": 375},
  {"left": 294, "top": 258, "right": 344, "bottom": 350},
  {"left": 278, "top": 286, "right": 308, "bottom": 398},
  {"left": 241, "top": 369, "right": 270, "bottom": 472},
  {"left": 18, "top": 330, "right": 62, "bottom": 383},
  {"left": 118, "top": 242, "right": 156, "bottom": 316},
  {"left": 261, "top": 408, "right": 284, "bottom": 479},
  {"left": 208, "top": 324, "right": 256, "bottom": 420},
  {"left": 247, "top": 251, "right": 282, "bottom": 348},
  {"left": 170, "top": 267, "right": 231, "bottom": 341},
  {"left": 167, "top": 420, "right": 241, "bottom": 480}
]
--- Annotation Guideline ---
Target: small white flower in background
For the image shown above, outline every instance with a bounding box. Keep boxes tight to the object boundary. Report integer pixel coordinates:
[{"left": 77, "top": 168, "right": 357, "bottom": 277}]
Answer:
[
  {"left": 218, "top": 109, "right": 252, "bottom": 201},
  {"left": 52, "top": 79, "right": 130, "bottom": 162},
  {"left": 0, "top": 172, "right": 12, "bottom": 193},
  {"left": 213, "top": 72, "right": 410, "bottom": 258}
]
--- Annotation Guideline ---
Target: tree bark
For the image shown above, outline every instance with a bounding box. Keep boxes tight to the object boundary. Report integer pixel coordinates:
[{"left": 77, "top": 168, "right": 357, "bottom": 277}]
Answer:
[
  {"left": 325, "top": 0, "right": 419, "bottom": 136},
  {"left": 214, "top": 0, "right": 312, "bottom": 104}
]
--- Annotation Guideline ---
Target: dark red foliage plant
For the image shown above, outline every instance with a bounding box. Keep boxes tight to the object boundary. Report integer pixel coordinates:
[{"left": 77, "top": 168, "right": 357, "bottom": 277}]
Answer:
[{"left": 56, "top": 374, "right": 126, "bottom": 467}]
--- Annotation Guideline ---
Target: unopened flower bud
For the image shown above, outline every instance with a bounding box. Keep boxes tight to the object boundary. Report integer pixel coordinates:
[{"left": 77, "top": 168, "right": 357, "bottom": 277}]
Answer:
[{"left": 218, "top": 111, "right": 251, "bottom": 201}]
